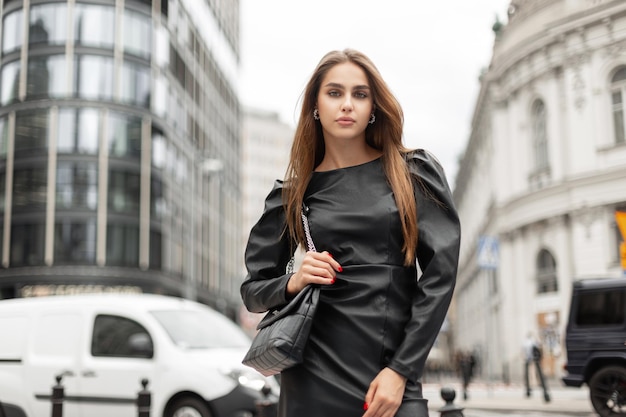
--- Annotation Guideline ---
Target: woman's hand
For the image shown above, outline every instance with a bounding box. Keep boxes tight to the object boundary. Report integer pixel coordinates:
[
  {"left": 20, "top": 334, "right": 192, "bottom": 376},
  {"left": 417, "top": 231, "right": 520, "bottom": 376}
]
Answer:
[
  {"left": 286, "top": 251, "right": 342, "bottom": 296},
  {"left": 362, "top": 367, "right": 407, "bottom": 417}
]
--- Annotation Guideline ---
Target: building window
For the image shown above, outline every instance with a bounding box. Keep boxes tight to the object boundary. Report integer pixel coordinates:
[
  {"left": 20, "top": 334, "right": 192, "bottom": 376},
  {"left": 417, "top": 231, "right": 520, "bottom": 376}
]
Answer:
[
  {"left": 123, "top": 9, "right": 151, "bottom": 59},
  {"left": 56, "top": 161, "right": 98, "bottom": 210},
  {"left": 611, "top": 67, "right": 626, "bottom": 145},
  {"left": 120, "top": 61, "right": 150, "bottom": 108},
  {"left": 12, "top": 167, "right": 48, "bottom": 210},
  {"left": 153, "top": 75, "right": 168, "bottom": 116},
  {"left": 26, "top": 55, "right": 67, "bottom": 99},
  {"left": 0, "top": 172, "right": 5, "bottom": 213},
  {"left": 167, "top": 142, "right": 188, "bottom": 185},
  {"left": 529, "top": 99, "right": 551, "bottom": 189},
  {"left": 10, "top": 223, "right": 45, "bottom": 266},
  {"left": 108, "top": 112, "right": 141, "bottom": 158},
  {"left": 2, "top": 10, "right": 23, "bottom": 54},
  {"left": 536, "top": 248, "right": 558, "bottom": 294},
  {"left": 15, "top": 109, "right": 49, "bottom": 156},
  {"left": 0, "top": 116, "right": 7, "bottom": 158},
  {"left": 152, "top": 132, "right": 166, "bottom": 168},
  {"left": 75, "top": 55, "right": 113, "bottom": 101},
  {"left": 151, "top": 177, "right": 165, "bottom": 219},
  {"left": 57, "top": 108, "right": 99, "bottom": 154},
  {"left": 29, "top": 3, "right": 67, "bottom": 46},
  {"left": 154, "top": 26, "right": 169, "bottom": 68},
  {"left": 1, "top": 60, "right": 20, "bottom": 105},
  {"left": 150, "top": 229, "right": 162, "bottom": 269},
  {"left": 74, "top": 4, "right": 114, "bottom": 48},
  {"left": 532, "top": 100, "right": 549, "bottom": 171},
  {"left": 54, "top": 220, "right": 97, "bottom": 264},
  {"left": 108, "top": 170, "right": 140, "bottom": 213},
  {"left": 106, "top": 223, "right": 139, "bottom": 266}
]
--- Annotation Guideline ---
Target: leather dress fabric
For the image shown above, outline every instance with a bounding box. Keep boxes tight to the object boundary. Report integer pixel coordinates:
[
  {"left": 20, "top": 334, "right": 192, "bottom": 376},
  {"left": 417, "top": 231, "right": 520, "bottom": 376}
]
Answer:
[{"left": 241, "top": 149, "right": 461, "bottom": 417}]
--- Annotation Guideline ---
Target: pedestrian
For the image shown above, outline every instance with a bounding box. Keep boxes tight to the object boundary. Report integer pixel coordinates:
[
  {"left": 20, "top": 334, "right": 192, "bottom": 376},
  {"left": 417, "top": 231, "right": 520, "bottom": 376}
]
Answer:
[
  {"left": 523, "top": 332, "right": 551, "bottom": 402},
  {"left": 458, "top": 350, "right": 476, "bottom": 400},
  {"left": 241, "top": 49, "right": 461, "bottom": 417}
]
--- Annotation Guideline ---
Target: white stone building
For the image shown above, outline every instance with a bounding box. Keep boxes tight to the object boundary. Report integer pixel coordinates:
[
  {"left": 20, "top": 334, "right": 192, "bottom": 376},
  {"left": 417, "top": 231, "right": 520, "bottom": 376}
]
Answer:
[{"left": 453, "top": 0, "right": 626, "bottom": 384}]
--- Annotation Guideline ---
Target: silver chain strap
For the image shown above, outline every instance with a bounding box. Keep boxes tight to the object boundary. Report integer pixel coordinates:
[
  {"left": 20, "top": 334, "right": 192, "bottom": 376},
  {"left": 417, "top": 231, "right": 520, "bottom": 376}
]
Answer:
[
  {"left": 286, "top": 209, "right": 316, "bottom": 274},
  {"left": 300, "top": 210, "right": 317, "bottom": 252}
]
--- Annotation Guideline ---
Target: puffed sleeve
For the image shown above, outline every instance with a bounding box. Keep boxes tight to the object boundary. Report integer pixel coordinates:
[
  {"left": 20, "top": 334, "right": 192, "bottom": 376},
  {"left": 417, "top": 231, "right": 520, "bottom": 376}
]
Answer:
[
  {"left": 388, "top": 149, "right": 461, "bottom": 382},
  {"left": 240, "top": 180, "right": 297, "bottom": 313}
]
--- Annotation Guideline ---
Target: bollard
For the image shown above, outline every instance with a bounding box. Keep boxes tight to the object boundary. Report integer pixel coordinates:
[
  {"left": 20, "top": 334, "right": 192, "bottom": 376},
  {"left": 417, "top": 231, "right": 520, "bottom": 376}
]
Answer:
[
  {"left": 438, "top": 387, "right": 464, "bottom": 417},
  {"left": 255, "top": 385, "right": 277, "bottom": 417},
  {"left": 137, "top": 378, "right": 151, "bottom": 417},
  {"left": 51, "top": 375, "right": 64, "bottom": 417}
]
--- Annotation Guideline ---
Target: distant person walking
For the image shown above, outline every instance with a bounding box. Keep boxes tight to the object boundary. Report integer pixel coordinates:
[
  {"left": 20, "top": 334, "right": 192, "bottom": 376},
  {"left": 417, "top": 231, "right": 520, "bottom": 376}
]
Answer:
[
  {"left": 456, "top": 350, "right": 476, "bottom": 400},
  {"left": 523, "top": 333, "right": 550, "bottom": 402}
]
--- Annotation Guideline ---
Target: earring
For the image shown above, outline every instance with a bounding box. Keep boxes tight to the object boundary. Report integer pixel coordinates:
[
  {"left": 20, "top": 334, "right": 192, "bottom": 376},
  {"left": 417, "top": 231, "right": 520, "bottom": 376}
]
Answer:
[
  {"left": 313, "top": 109, "right": 320, "bottom": 120},
  {"left": 369, "top": 112, "right": 376, "bottom": 124}
]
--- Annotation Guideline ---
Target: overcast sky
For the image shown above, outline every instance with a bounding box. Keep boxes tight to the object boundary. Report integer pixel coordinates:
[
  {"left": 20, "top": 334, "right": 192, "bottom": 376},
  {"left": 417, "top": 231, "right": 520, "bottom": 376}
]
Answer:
[{"left": 239, "top": 0, "right": 511, "bottom": 184}]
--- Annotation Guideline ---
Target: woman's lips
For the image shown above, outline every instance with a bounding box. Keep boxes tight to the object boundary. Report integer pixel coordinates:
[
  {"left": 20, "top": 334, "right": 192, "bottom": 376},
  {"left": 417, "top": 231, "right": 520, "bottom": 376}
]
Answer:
[{"left": 336, "top": 117, "right": 355, "bottom": 126}]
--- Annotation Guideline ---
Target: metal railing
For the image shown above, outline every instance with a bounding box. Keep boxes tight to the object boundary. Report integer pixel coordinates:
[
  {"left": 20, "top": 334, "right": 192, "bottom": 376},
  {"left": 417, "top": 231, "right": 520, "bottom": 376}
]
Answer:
[
  {"left": 47, "top": 375, "right": 464, "bottom": 417},
  {"left": 50, "top": 374, "right": 151, "bottom": 417},
  {"left": 252, "top": 384, "right": 465, "bottom": 417}
]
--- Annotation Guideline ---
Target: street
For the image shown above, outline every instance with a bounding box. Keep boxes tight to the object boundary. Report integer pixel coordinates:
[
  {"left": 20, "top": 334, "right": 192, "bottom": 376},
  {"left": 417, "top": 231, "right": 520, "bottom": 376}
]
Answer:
[
  {"left": 464, "top": 411, "right": 595, "bottom": 417},
  {"left": 424, "top": 379, "right": 596, "bottom": 417}
]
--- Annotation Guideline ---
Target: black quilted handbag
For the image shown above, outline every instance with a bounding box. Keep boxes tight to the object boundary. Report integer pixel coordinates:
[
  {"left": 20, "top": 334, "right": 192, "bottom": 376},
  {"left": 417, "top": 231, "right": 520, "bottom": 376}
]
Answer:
[{"left": 242, "top": 209, "right": 319, "bottom": 376}]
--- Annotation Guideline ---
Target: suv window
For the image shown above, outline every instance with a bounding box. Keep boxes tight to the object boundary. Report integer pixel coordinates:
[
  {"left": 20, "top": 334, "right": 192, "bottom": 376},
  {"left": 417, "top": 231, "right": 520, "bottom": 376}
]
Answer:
[
  {"left": 91, "top": 314, "right": 153, "bottom": 358},
  {"left": 575, "top": 289, "right": 626, "bottom": 326}
]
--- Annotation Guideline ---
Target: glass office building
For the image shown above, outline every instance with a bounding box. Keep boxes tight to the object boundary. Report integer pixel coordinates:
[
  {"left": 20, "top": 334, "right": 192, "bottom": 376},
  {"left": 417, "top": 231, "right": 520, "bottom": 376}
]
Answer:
[{"left": 0, "top": 0, "right": 242, "bottom": 318}]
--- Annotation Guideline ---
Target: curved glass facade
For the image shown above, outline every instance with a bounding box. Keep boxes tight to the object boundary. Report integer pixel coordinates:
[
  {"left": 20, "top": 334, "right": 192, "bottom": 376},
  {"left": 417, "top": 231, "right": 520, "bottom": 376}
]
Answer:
[{"left": 0, "top": 0, "right": 242, "bottom": 318}]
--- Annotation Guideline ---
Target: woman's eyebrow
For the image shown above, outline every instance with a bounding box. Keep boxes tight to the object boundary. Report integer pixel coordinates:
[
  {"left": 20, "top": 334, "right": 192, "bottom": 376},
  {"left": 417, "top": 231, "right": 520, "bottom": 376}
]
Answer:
[{"left": 323, "top": 82, "right": 371, "bottom": 90}]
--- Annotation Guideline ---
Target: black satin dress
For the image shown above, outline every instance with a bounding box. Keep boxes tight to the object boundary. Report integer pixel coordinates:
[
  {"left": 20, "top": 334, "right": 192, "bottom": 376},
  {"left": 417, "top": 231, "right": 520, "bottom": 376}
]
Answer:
[{"left": 241, "top": 150, "right": 461, "bottom": 417}]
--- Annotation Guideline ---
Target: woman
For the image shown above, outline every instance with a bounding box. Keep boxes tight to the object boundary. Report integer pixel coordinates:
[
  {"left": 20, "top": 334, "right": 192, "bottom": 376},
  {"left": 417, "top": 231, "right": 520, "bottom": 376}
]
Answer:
[{"left": 241, "top": 49, "right": 460, "bottom": 417}]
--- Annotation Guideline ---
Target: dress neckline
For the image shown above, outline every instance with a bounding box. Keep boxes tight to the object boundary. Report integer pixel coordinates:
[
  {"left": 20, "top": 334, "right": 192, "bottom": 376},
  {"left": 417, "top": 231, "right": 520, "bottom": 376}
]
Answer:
[{"left": 313, "top": 156, "right": 382, "bottom": 174}]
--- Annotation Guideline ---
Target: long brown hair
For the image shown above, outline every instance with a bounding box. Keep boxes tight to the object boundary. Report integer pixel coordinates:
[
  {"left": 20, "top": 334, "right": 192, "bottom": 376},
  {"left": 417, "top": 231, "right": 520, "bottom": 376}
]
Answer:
[{"left": 284, "top": 49, "right": 418, "bottom": 265}]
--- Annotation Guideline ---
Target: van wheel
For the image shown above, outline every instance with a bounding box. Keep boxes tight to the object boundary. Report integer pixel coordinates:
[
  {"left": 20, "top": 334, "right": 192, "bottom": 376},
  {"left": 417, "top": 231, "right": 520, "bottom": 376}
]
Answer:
[
  {"left": 589, "top": 366, "right": 626, "bottom": 416},
  {"left": 166, "top": 397, "right": 212, "bottom": 417}
]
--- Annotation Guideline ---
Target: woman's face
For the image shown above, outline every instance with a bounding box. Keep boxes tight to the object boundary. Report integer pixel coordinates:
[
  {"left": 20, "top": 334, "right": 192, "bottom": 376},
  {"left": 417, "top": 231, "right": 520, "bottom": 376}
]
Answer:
[{"left": 316, "top": 62, "right": 373, "bottom": 143}]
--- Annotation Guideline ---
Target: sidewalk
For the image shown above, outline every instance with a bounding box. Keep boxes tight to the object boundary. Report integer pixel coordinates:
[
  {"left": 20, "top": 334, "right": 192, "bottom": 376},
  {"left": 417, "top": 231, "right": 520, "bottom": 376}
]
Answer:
[{"left": 423, "top": 379, "right": 595, "bottom": 416}]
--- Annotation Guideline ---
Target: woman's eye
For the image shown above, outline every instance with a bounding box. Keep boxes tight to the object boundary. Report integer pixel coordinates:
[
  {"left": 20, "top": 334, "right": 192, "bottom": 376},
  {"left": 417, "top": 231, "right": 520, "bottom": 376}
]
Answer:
[
  {"left": 328, "top": 90, "right": 341, "bottom": 97},
  {"left": 354, "top": 91, "right": 368, "bottom": 99}
]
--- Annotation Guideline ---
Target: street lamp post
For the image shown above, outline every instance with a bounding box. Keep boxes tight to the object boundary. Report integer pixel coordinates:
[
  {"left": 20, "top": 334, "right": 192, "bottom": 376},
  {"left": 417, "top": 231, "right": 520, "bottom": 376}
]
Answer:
[{"left": 187, "top": 158, "right": 223, "bottom": 301}]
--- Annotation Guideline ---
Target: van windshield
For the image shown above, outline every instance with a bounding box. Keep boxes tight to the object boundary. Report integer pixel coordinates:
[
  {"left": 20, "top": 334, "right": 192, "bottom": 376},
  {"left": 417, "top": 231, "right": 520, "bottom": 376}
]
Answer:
[{"left": 150, "top": 308, "right": 251, "bottom": 349}]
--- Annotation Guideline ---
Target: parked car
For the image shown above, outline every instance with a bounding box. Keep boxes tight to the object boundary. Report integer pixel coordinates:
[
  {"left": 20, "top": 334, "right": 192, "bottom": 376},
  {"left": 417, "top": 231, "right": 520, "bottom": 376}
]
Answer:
[
  {"left": 0, "top": 293, "right": 278, "bottom": 417},
  {"left": 0, "top": 400, "right": 23, "bottom": 417},
  {"left": 562, "top": 277, "right": 626, "bottom": 416}
]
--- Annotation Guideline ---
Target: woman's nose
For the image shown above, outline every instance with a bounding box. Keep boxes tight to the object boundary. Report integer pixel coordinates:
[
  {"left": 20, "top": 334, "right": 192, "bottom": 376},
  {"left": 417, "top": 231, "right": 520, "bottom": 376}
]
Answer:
[{"left": 341, "top": 97, "right": 353, "bottom": 111}]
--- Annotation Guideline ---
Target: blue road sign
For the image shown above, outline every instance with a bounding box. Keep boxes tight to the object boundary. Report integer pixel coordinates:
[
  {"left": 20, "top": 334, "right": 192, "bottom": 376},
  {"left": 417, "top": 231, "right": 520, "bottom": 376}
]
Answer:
[{"left": 478, "top": 236, "right": 499, "bottom": 270}]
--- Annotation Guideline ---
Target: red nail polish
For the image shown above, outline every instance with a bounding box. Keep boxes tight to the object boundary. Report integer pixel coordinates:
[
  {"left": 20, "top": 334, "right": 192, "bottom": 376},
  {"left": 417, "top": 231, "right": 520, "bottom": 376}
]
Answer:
[
  {"left": 331, "top": 277, "right": 336, "bottom": 284},
  {"left": 328, "top": 253, "right": 333, "bottom": 258},
  {"left": 363, "top": 402, "right": 369, "bottom": 411},
  {"left": 338, "top": 266, "right": 343, "bottom": 272}
]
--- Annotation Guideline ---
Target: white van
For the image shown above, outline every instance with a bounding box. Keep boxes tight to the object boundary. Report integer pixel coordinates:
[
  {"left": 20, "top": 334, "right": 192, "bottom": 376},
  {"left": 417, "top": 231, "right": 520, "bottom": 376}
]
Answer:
[{"left": 0, "top": 293, "right": 278, "bottom": 417}]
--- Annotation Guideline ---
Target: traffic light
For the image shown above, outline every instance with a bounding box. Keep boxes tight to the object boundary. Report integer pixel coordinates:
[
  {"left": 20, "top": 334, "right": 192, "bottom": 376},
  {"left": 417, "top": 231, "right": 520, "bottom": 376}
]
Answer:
[{"left": 617, "top": 211, "right": 626, "bottom": 271}]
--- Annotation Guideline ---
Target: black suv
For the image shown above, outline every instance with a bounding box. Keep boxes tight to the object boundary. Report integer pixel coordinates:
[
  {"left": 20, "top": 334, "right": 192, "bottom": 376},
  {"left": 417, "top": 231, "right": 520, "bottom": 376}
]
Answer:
[{"left": 563, "top": 277, "right": 626, "bottom": 416}]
